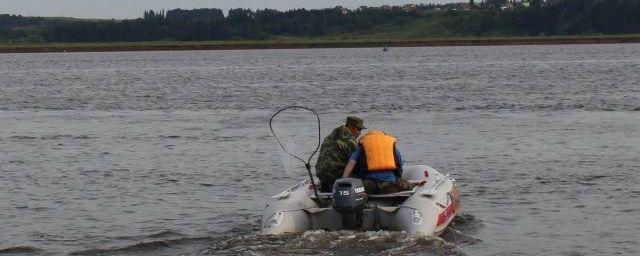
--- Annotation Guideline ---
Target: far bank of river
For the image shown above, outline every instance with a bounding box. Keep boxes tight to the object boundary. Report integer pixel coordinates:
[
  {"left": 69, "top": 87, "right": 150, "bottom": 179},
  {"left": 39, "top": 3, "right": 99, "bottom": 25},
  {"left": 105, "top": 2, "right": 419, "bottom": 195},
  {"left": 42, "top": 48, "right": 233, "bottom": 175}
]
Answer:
[{"left": 2, "top": 35, "right": 640, "bottom": 53}]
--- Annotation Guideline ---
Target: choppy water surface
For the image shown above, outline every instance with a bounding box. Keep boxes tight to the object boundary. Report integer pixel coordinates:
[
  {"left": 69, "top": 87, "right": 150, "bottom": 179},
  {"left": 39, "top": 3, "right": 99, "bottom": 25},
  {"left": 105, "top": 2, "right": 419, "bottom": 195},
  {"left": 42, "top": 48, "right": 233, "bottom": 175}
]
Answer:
[{"left": 1, "top": 44, "right": 639, "bottom": 256}]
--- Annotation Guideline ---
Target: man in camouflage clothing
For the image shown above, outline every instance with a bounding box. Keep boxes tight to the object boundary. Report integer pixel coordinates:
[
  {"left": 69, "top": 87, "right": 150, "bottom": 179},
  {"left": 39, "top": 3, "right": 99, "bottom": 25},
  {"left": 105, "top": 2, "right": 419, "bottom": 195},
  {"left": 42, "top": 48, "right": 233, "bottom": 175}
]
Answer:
[{"left": 315, "top": 116, "right": 366, "bottom": 192}]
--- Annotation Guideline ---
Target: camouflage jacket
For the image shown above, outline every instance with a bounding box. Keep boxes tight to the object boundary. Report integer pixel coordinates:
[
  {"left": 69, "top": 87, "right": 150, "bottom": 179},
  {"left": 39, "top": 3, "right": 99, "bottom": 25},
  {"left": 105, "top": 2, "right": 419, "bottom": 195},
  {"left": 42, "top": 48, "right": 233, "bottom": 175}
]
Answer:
[{"left": 315, "top": 126, "right": 358, "bottom": 185}]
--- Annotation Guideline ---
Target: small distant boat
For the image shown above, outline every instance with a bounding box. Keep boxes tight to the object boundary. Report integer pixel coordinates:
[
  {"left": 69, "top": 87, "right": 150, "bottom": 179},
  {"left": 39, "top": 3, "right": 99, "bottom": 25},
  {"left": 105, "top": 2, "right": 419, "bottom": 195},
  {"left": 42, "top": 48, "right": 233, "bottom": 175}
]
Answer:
[
  {"left": 383, "top": 46, "right": 389, "bottom": 52},
  {"left": 261, "top": 165, "right": 460, "bottom": 236}
]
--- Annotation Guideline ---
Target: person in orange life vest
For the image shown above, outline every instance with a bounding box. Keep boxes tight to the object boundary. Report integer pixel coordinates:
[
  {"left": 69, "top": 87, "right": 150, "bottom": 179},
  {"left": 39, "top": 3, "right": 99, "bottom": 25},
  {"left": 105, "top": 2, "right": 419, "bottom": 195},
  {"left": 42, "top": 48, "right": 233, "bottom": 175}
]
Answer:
[{"left": 341, "top": 130, "right": 412, "bottom": 194}]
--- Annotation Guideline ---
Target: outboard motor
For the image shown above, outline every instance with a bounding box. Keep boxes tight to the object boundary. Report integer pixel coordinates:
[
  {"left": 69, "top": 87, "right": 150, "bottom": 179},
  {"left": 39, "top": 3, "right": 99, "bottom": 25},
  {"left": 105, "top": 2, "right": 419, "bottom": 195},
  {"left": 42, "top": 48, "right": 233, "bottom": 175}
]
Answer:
[{"left": 332, "top": 178, "right": 367, "bottom": 229}]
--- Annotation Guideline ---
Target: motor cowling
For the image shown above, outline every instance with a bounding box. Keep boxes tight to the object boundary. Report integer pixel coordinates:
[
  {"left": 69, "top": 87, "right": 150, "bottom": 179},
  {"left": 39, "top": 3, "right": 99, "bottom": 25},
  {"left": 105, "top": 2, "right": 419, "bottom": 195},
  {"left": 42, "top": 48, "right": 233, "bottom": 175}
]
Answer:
[{"left": 332, "top": 178, "right": 367, "bottom": 213}]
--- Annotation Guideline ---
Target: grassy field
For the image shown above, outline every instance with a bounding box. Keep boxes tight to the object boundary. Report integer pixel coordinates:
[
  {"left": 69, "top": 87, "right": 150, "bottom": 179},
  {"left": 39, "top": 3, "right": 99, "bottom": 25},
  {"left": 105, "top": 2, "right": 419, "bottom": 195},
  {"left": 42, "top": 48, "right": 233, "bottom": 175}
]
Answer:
[{"left": 2, "top": 34, "right": 640, "bottom": 53}]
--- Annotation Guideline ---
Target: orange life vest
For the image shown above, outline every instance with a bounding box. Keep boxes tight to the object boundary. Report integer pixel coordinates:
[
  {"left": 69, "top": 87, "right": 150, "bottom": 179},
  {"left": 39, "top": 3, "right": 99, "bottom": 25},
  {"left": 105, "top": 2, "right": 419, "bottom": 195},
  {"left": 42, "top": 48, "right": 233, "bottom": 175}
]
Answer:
[{"left": 359, "top": 130, "right": 397, "bottom": 172}]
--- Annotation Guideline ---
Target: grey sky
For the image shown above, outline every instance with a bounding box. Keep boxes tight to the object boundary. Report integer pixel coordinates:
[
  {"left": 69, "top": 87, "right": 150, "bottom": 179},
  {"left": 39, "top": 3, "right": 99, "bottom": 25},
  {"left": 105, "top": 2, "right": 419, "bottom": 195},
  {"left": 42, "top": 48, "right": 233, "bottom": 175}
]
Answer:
[{"left": 2, "top": 0, "right": 456, "bottom": 19}]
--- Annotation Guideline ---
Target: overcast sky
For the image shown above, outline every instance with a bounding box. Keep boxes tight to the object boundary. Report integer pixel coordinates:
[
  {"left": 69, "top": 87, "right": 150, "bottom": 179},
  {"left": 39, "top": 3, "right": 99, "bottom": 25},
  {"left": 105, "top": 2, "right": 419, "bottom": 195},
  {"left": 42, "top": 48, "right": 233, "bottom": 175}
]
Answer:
[{"left": 2, "top": 0, "right": 457, "bottom": 19}]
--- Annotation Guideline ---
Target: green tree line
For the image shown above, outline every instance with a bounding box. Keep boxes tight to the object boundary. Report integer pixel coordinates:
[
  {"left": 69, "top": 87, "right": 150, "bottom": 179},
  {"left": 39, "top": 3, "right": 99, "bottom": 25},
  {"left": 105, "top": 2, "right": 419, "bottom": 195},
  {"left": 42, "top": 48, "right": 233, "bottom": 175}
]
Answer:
[{"left": 1, "top": 0, "right": 639, "bottom": 43}]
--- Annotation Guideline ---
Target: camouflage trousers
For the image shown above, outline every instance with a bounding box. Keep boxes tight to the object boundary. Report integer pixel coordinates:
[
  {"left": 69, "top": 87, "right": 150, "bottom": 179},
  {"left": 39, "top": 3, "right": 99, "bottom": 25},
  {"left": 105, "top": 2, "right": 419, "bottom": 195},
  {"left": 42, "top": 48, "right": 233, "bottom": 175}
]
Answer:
[{"left": 363, "top": 178, "right": 414, "bottom": 195}]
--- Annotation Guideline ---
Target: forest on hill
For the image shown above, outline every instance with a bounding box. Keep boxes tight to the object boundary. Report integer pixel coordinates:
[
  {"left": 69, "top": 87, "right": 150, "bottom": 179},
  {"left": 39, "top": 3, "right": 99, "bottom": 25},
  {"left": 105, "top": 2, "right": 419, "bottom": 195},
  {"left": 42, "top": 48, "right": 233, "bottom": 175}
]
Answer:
[{"left": 1, "top": 0, "right": 639, "bottom": 43}]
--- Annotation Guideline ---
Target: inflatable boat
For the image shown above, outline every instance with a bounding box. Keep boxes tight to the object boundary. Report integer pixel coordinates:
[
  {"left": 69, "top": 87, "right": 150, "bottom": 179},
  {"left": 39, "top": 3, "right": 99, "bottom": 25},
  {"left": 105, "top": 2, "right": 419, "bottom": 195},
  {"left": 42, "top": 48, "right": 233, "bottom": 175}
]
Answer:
[{"left": 261, "top": 165, "right": 460, "bottom": 236}]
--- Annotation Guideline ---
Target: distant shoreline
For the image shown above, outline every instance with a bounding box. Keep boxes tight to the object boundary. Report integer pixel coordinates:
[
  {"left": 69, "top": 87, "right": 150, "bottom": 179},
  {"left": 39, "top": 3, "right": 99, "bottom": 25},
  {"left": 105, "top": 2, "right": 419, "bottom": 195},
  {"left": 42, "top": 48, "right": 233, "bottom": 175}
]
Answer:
[{"left": 2, "top": 35, "right": 640, "bottom": 53}]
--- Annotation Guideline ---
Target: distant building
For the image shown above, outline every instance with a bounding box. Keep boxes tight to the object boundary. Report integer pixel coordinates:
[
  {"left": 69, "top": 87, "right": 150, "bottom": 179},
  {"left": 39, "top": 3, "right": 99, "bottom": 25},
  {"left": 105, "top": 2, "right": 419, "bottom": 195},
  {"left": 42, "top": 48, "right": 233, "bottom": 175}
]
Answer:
[
  {"left": 458, "top": 3, "right": 472, "bottom": 10},
  {"left": 402, "top": 4, "right": 418, "bottom": 11},
  {"left": 500, "top": 0, "right": 539, "bottom": 10},
  {"left": 334, "top": 6, "right": 349, "bottom": 15},
  {"left": 444, "top": 2, "right": 471, "bottom": 11},
  {"left": 502, "top": 0, "right": 517, "bottom": 10}
]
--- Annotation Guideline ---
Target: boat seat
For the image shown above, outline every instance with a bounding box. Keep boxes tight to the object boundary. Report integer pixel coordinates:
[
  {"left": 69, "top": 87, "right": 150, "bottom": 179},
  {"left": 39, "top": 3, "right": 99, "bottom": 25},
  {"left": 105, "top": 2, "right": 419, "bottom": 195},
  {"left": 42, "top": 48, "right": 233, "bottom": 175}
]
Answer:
[
  {"left": 367, "top": 184, "right": 420, "bottom": 198},
  {"left": 308, "top": 175, "right": 427, "bottom": 200},
  {"left": 367, "top": 190, "right": 415, "bottom": 198},
  {"left": 313, "top": 189, "right": 417, "bottom": 199}
]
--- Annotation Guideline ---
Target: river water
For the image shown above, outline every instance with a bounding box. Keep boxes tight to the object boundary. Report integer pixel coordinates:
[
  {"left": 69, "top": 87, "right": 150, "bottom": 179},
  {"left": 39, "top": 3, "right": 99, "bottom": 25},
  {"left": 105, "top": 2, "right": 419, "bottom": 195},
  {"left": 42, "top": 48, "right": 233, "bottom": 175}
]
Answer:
[{"left": 1, "top": 44, "right": 639, "bottom": 256}]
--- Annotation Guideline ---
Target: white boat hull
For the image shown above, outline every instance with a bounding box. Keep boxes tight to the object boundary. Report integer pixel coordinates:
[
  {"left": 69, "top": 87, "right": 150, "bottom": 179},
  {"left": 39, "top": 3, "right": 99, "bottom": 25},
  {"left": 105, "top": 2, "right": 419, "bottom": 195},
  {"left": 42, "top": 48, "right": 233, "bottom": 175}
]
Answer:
[{"left": 261, "top": 165, "right": 460, "bottom": 236}]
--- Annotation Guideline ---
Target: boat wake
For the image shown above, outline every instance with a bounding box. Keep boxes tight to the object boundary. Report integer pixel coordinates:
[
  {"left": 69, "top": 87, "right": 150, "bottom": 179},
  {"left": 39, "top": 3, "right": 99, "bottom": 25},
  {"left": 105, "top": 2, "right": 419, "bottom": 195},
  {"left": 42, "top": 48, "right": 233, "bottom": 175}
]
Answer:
[
  {"left": 208, "top": 230, "right": 465, "bottom": 256},
  {"left": 211, "top": 231, "right": 455, "bottom": 255},
  {"left": 440, "top": 214, "right": 484, "bottom": 245},
  {"left": 207, "top": 214, "right": 481, "bottom": 256},
  {"left": 11, "top": 214, "right": 480, "bottom": 256}
]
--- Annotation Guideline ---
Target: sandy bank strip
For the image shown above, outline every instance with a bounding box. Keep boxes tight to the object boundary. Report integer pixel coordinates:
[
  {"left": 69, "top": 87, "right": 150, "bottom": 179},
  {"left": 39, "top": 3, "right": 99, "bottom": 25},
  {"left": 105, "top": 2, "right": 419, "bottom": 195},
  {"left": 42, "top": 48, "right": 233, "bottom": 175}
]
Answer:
[{"left": 2, "top": 36, "right": 640, "bottom": 53}]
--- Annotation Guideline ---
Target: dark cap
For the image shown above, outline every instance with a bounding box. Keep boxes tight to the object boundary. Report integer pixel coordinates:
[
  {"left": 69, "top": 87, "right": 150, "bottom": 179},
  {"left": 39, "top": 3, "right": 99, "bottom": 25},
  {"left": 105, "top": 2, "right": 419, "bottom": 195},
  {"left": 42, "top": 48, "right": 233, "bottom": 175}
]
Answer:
[{"left": 346, "top": 116, "right": 366, "bottom": 129}]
